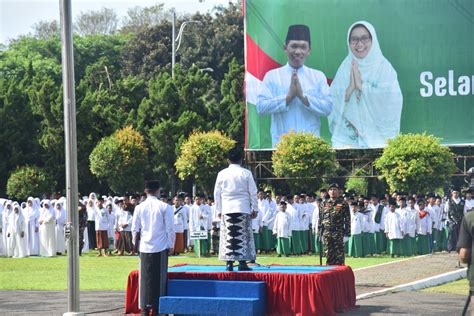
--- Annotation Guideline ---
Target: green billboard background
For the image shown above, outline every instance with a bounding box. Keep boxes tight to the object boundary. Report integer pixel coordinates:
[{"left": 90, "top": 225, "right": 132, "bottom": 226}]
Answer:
[{"left": 245, "top": 0, "right": 474, "bottom": 150}]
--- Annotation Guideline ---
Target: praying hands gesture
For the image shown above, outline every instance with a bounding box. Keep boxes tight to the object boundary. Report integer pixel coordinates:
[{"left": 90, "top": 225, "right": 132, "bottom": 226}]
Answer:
[
  {"left": 286, "top": 70, "right": 309, "bottom": 106},
  {"left": 345, "top": 60, "right": 363, "bottom": 103}
]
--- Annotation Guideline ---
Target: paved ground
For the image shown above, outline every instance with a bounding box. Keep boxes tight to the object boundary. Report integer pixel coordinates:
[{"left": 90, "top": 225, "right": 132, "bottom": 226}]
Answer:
[
  {"left": 0, "top": 253, "right": 469, "bottom": 315},
  {"left": 354, "top": 252, "right": 465, "bottom": 296},
  {"left": 346, "top": 291, "right": 468, "bottom": 315},
  {"left": 0, "top": 291, "right": 125, "bottom": 315}
]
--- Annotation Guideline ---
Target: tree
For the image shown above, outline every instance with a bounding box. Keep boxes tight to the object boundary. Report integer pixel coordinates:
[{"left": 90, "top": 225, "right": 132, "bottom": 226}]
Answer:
[
  {"left": 89, "top": 126, "right": 148, "bottom": 194},
  {"left": 31, "top": 20, "right": 60, "bottom": 40},
  {"left": 213, "top": 58, "right": 245, "bottom": 147},
  {"left": 272, "top": 132, "right": 337, "bottom": 192},
  {"left": 374, "top": 134, "right": 456, "bottom": 194},
  {"left": 137, "top": 64, "right": 217, "bottom": 192},
  {"left": 121, "top": 4, "right": 175, "bottom": 34},
  {"left": 75, "top": 8, "right": 119, "bottom": 36},
  {"left": 176, "top": 130, "right": 236, "bottom": 194},
  {"left": 345, "top": 169, "right": 369, "bottom": 196},
  {"left": 6, "top": 166, "right": 54, "bottom": 200}
]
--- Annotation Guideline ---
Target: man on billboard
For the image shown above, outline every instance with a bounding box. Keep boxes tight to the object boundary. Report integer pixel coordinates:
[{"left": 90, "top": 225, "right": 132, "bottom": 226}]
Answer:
[{"left": 256, "top": 24, "right": 333, "bottom": 148}]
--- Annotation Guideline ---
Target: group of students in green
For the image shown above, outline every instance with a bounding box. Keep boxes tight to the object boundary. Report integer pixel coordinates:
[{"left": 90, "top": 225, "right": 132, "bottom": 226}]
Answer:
[{"left": 179, "top": 187, "right": 472, "bottom": 260}]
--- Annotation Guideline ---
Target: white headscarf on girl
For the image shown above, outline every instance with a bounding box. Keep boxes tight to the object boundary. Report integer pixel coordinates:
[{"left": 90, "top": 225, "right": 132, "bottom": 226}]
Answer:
[{"left": 329, "top": 21, "right": 403, "bottom": 148}]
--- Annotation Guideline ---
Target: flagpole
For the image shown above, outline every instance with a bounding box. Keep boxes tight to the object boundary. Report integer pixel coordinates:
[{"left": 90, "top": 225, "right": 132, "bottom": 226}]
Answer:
[{"left": 59, "top": 0, "right": 83, "bottom": 315}]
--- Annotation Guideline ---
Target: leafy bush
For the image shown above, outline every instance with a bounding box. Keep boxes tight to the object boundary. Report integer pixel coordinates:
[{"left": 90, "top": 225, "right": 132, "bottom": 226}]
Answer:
[
  {"left": 6, "top": 166, "right": 54, "bottom": 200},
  {"left": 272, "top": 132, "right": 337, "bottom": 192},
  {"left": 175, "top": 130, "right": 236, "bottom": 194},
  {"left": 374, "top": 134, "right": 456, "bottom": 194},
  {"left": 90, "top": 126, "right": 148, "bottom": 194}
]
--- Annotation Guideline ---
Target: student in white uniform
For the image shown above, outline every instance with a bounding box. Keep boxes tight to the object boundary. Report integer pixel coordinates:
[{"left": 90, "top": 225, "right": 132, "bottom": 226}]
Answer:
[
  {"left": 189, "top": 194, "right": 211, "bottom": 257},
  {"left": 94, "top": 198, "right": 109, "bottom": 257},
  {"left": 400, "top": 197, "right": 418, "bottom": 256},
  {"left": 426, "top": 194, "right": 441, "bottom": 252},
  {"left": 7, "top": 203, "right": 27, "bottom": 258},
  {"left": 23, "top": 197, "right": 39, "bottom": 256},
  {"left": 348, "top": 201, "right": 364, "bottom": 258},
  {"left": 39, "top": 200, "right": 56, "bottom": 257},
  {"left": 2, "top": 201, "right": 13, "bottom": 257},
  {"left": 416, "top": 200, "right": 432, "bottom": 255},
  {"left": 385, "top": 200, "right": 404, "bottom": 257},
  {"left": 55, "top": 200, "right": 67, "bottom": 255},
  {"left": 273, "top": 201, "right": 292, "bottom": 257},
  {"left": 172, "top": 196, "right": 186, "bottom": 255},
  {"left": 106, "top": 201, "right": 116, "bottom": 255}
]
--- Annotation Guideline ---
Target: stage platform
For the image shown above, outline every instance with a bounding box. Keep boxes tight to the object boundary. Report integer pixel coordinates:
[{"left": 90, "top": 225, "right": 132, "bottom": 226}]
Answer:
[{"left": 125, "top": 264, "right": 356, "bottom": 315}]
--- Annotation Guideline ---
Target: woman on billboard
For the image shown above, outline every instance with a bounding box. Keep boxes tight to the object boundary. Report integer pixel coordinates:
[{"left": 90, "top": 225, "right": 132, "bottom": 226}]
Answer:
[{"left": 329, "top": 21, "right": 403, "bottom": 149}]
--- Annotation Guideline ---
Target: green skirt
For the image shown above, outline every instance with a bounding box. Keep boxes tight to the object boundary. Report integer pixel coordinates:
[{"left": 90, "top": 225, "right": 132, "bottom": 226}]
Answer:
[
  {"left": 277, "top": 237, "right": 291, "bottom": 255},
  {"left": 401, "top": 235, "right": 415, "bottom": 256},
  {"left": 374, "top": 231, "right": 386, "bottom": 254},
  {"left": 387, "top": 239, "right": 403, "bottom": 255},
  {"left": 432, "top": 228, "right": 442, "bottom": 252},
  {"left": 313, "top": 233, "right": 321, "bottom": 254},
  {"left": 253, "top": 232, "right": 261, "bottom": 251},
  {"left": 261, "top": 226, "right": 272, "bottom": 251},
  {"left": 348, "top": 234, "right": 363, "bottom": 258},
  {"left": 362, "top": 232, "right": 375, "bottom": 256},
  {"left": 417, "top": 234, "right": 430, "bottom": 255},
  {"left": 291, "top": 231, "right": 303, "bottom": 255},
  {"left": 194, "top": 239, "right": 208, "bottom": 256},
  {"left": 301, "top": 230, "right": 309, "bottom": 253}
]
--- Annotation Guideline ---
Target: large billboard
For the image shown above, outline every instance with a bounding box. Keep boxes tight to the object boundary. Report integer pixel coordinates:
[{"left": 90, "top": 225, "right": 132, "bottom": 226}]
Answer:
[{"left": 244, "top": 0, "right": 474, "bottom": 150}]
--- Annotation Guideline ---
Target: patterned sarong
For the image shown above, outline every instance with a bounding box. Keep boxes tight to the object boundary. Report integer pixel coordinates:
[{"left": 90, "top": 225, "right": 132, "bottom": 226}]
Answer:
[{"left": 218, "top": 213, "right": 256, "bottom": 261}]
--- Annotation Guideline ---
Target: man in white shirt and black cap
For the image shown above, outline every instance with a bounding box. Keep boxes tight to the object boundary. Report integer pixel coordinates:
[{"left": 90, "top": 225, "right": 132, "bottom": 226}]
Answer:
[
  {"left": 214, "top": 147, "right": 259, "bottom": 271},
  {"left": 132, "top": 180, "right": 175, "bottom": 315}
]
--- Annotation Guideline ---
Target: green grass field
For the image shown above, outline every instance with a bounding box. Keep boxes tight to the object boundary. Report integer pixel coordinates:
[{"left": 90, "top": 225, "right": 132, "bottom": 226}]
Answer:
[
  {"left": 422, "top": 278, "right": 469, "bottom": 295},
  {"left": 0, "top": 252, "right": 403, "bottom": 291}
]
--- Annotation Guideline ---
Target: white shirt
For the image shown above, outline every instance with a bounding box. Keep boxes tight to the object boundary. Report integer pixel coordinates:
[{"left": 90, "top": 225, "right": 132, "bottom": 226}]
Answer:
[
  {"left": 400, "top": 207, "right": 419, "bottom": 237},
  {"left": 214, "top": 164, "right": 258, "bottom": 215},
  {"left": 350, "top": 211, "right": 364, "bottom": 235},
  {"left": 131, "top": 196, "right": 175, "bottom": 253},
  {"left": 95, "top": 207, "right": 109, "bottom": 231},
  {"left": 273, "top": 211, "right": 292, "bottom": 238},
  {"left": 189, "top": 203, "right": 211, "bottom": 232},
  {"left": 385, "top": 211, "right": 403, "bottom": 239},
  {"left": 417, "top": 211, "right": 433, "bottom": 235},
  {"left": 427, "top": 204, "right": 440, "bottom": 229},
  {"left": 173, "top": 205, "right": 187, "bottom": 233},
  {"left": 251, "top": 209, "right": 263, "bottom": 233},
  {"left": 107, "top": 211, "right": 115, "bottom": 238},
  {"left": 256, "top": 63, "right": 333, "bottom": 147}
]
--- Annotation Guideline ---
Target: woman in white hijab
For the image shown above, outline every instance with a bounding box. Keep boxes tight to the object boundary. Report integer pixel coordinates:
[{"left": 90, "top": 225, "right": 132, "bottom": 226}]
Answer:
[
  {"left": 39, "top": 199, "right": 57, "bottom": 257},
  {"left": 329, "top": 21, "right": 403, "bottom": 148},
  {"left": 23, "top": 197, "right": 40, "bottom": 256},
  {"left": 8, "top": 202, "right": 27, "bottom": 258},
  {"left": 3, "top": 200, "right": 13, "bottom": 256},
  {"left": 55, "top": 200, "right": 67, "bottom": 255}
]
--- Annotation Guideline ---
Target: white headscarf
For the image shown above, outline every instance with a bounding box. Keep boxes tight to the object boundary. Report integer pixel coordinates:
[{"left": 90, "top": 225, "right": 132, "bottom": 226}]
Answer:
[{"left": 329, "top": 21, "right": 403, "bottom": 148}]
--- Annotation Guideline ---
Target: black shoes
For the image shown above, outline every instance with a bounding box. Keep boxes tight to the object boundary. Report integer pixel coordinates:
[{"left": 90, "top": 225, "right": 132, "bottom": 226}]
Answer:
[{"left": 238, "top": 261, "right": 252, "bottom": 271}]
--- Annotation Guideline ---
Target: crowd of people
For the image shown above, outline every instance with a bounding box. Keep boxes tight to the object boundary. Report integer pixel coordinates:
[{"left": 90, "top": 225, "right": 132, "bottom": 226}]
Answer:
[{"left": 0, "top": 187, "right": 472, "bottom": 260}]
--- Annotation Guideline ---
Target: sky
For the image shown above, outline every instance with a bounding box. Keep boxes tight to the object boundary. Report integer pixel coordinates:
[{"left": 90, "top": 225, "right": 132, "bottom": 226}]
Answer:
[{"left": 0, "top": 0, "right": 235, "bottom": 44}]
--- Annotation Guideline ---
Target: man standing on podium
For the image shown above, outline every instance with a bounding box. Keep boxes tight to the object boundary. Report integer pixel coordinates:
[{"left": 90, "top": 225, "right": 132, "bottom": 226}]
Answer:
[
  {"left": 132, "top": 180, "right": 175, "bottom": 315},
  {"left": 214, "top": 147, "right": 259, "bottom": 272}
]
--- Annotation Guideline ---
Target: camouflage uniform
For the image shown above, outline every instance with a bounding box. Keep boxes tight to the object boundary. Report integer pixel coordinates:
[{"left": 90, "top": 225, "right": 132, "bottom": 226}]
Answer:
[{"left": 320, "top": 197, "right": 351, "bottom": 265}]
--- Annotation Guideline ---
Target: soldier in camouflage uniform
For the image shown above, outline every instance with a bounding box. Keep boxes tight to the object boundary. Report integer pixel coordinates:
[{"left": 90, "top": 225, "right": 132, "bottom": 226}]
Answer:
[{"left": 320, "top": 183, "right": 351, "bottom": 265}]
